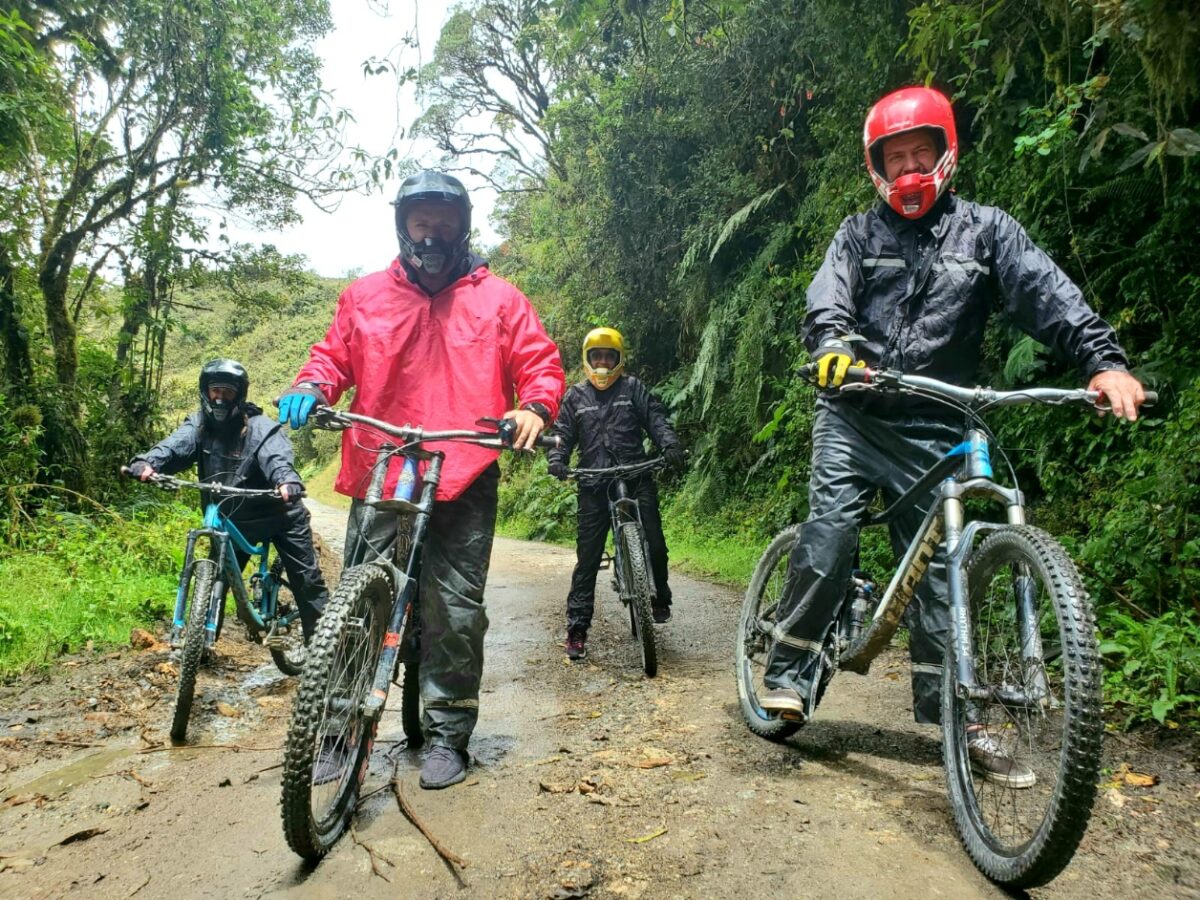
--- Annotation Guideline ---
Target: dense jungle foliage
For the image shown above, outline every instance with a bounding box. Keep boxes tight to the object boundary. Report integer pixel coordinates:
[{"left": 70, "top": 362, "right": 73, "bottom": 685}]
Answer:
[{"left": 1, "top": 1, "right": 1197, "bottom": 727}]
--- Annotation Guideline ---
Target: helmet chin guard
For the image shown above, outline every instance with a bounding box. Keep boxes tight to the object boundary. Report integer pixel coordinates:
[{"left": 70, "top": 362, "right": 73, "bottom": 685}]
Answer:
[{"left": 863, "top": 86, "right": 958, "bottom": 220}]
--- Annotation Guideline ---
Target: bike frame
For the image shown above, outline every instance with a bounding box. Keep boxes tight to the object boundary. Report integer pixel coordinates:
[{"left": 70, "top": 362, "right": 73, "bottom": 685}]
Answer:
[{"left": 172, "top": 502, "right": 295, "bottom": 650}]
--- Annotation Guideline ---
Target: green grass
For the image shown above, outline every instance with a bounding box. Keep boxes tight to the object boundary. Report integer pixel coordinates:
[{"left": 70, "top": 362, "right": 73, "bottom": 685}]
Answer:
[{"left": 0, "top": 505, "right": 193, "bottom": 676}]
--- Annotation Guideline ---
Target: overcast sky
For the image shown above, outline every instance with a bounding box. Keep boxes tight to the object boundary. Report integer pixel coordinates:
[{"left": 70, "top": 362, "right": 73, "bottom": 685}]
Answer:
[{"left": 220, "top": 1, "right": 501, "bottom": 278}]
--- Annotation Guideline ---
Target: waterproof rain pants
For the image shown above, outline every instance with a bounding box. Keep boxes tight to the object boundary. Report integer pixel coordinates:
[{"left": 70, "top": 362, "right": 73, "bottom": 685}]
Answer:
[
  {"left": 344, "top": 464, "right": 499, "bottom": 751},
  {"left": 764, "top": 399, "right": 960, "bottom": 724}
]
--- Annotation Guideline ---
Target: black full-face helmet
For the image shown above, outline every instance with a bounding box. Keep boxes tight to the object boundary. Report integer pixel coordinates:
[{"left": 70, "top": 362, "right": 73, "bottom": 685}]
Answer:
[
  {"left": 391, "top": 171, "right": 472, "bottom": 276},
  {"left": 198, "top": 358, "right": 249, "bottom": 429}
]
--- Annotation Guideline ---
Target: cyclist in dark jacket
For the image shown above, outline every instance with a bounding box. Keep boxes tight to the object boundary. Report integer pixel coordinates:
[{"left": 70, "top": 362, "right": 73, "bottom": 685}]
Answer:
[
  {"left": 127, "top": 359, "right": 328, "bottom": 641},
  {"left": 547, "top": 327, "right": 686, "bottom": 660},
  {"left": 758, "top": 87, "right": 1146, "bottom": 787}
]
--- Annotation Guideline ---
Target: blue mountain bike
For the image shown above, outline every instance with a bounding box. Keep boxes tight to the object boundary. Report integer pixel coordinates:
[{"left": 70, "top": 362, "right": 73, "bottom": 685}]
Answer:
[
  {"left": 123, "top": 468, "right": 308, "bottom": 741},
  {"left": 735, "top": 366, "right": 1155, "bottom": 888}
]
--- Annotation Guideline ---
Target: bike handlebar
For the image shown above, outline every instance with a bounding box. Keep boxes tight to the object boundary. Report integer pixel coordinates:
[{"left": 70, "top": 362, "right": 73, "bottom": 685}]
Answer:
[
  {"left": 119, "top": 466, "right": 302, "bottom": 499},
  {"left": 796, "top": 363, "right": 1158, "bottom": 409},
  {"left": 308, "top": 407, "right": 561, "bottom": 451},
  {"left": 568, "top": 457, "right": 668, "bottom": 481}
]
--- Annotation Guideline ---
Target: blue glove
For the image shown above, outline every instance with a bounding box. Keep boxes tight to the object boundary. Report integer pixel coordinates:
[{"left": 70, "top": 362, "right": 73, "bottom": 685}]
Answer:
[{"left": 277, "top": 384, "right": 326, "bottom": 428}]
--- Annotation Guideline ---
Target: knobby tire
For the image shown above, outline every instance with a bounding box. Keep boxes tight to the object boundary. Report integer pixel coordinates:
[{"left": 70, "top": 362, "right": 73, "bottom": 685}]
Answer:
[
  {"left": 281, "top": 564, "right": 391, "bottom": 859},
  {"left": 621, "top": 524, "right": 658, "bottom": 678},
  {"left": 170, "top": 559, "right": 217, "bottom": 743}
]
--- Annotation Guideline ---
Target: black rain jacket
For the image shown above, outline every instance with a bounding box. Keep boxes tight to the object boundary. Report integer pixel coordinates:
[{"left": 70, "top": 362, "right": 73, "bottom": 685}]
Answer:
[
  {"left": 131, "top": 403, "right": 301, "bottom": 521},
  {"left": 805, "top": 194, "right": 1128, "bottom": 391},
  {"left": 548, "top": 375, "right": 680, "bottom": 471}
]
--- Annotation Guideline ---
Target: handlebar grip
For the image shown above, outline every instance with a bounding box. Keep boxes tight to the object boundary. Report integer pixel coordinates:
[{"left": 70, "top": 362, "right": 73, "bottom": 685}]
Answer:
[
  {"left": 537, "top": 434, "right": 561, "bottom": 450},
  {"left": 1143, "top": 391, "right": 1158, "bottom": 407},
  {"left": 119, "top": 465, "right": 130, "bottom": 477},
  {"left": 797, "top": 361, "right": 872, "bottom": 386}
]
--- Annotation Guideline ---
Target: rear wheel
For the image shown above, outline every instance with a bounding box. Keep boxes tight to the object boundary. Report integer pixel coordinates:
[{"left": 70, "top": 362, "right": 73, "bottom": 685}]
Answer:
[
  {"left": 735, "top": 527, "right": 803, "bottom": 741},
  {"left": 269, "top": 626, "right": 308, "bottom": 676},
  {"left": 943, "top": 525, "right": 1102, "bottom": 888},
  {"left": 171, "top": 559, "right": 217, "bottom": 743},
  {"left": 620, "top": 523, "right": 657, "bottom": 678},
  {"left": 281, "top": 564, "right": 392, "bottom": 859}
]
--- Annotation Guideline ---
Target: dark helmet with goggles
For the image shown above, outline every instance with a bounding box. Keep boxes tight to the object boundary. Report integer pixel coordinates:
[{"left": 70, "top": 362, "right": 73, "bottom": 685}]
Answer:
[
  {"left": 198, "top": 358, "right": 248, "bottom": 428},
  {"left": 392, "top": 171, "right": 472, "bottom": 277}
]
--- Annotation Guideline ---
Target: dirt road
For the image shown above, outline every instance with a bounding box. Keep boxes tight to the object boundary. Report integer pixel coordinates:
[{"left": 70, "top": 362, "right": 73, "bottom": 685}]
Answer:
[{"left": 1, "top": 500, "right": 1196, "bottom": 899}]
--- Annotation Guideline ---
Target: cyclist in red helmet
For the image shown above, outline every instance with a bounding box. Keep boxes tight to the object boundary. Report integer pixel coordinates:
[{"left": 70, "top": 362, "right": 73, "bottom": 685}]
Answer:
[{"left": 758, "top": 86, "right": 1146, "bottom": 786}]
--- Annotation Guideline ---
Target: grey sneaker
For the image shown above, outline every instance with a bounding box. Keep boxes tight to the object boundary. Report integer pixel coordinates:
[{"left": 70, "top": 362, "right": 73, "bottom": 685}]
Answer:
[
  {"left": 967, "top": 731, "right": 1036, "bottom": 789},
  {"left": 758, "top": 687, "right": 807, "bottom": 722},
  {"left": 420, "top": 744, "right": 468, "bottom": 790}
]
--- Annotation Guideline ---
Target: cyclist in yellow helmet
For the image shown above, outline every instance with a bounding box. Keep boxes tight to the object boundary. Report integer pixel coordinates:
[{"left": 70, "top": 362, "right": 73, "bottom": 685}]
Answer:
[{"left": 547, "top": 327, "right": 686, "bottom": 660}]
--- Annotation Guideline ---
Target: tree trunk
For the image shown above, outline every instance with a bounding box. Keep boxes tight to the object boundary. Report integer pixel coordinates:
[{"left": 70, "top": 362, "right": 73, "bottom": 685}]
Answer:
[
  {"left": 0, "top": 246, "right": 33, "bottom": 397},
  {"left": 39, "top": 237, "right": 80, "bottom": 399}
]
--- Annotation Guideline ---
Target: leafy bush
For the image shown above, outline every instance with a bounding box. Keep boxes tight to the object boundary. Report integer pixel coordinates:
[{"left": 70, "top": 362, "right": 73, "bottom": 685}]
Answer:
[{"left": 1098, "top": 610, "right": 1200, "bottom": 729}]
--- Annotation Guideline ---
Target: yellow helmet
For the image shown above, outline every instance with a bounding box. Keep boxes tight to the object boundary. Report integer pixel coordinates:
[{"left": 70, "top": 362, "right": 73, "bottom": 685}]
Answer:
[{"left": 582, "top": 327, "right": 625, "bottom": 390}]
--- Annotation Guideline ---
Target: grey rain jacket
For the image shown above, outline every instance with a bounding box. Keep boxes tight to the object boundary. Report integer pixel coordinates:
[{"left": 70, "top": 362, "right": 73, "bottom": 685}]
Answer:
[
  {"left": 805, "top": 194, "right": 1128, "bottom": 385},
  {"left": 548, "top": 375, "right": 681, "bottom": 471},
  {"left": 131, "top": 403, "right": 301, "bottom": 520}
]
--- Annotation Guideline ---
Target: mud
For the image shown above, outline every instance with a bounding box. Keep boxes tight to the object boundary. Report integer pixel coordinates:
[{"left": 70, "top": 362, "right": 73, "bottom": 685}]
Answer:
[{"left": 0, "top": 499, "right": 1196, "bottom": 899}]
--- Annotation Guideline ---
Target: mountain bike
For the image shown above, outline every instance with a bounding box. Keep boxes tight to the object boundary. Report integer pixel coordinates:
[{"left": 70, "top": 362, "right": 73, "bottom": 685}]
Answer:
[
  {"left": 121, "top": 468, "right": 308, "bottom": 742},
  {"left": 280, "top": 411, "right": 559, "bottom": 859},
  {"left": 567, "top": 457, "right": 668, "bottom": 677},
  {"left": 734, "top": 366, "right": 1156, "bottom": 889}
]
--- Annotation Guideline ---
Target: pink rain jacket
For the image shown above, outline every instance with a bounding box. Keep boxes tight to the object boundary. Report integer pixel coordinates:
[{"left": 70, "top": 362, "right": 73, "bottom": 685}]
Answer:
[{"left": 294, "top": 258, "right": 564, "bottom": 500}]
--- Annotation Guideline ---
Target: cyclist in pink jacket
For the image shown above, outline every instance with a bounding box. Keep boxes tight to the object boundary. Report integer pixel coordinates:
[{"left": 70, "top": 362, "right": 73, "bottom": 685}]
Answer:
[{"left": 280, "top": 172, "right": 564, "bottom": 789}]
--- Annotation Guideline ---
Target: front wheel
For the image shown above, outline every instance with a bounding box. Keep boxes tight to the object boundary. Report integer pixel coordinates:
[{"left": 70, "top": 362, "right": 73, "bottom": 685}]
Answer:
[
  {"left": 281, "top": 564, "right": 392, "bottom": 859},
  {"left": 942, "top": 525, "right": 1102, "bottom": 888},
  {"left": 170, "top": 559, "right": 218, "bottom": 743},
  {"left": 735, "top": 527, "right": 802, "bottom": 741},
  {"left": 620, "top": 524, "right": 657, "bottom": 678}
]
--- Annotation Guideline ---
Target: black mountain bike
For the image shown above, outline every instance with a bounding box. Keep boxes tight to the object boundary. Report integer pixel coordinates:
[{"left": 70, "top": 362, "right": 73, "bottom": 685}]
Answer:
[
  {"left": 735, "top": 366, "right": 1155, "bottom": 888},
  {"left": 122, "top": 469, "right": 308, "bottom": 742},
  {"left": 280, "top": 410, "right": 558, "bottom": 859},
  {"left": 567, "top": 457, "right": 667, "bottom": 677}
]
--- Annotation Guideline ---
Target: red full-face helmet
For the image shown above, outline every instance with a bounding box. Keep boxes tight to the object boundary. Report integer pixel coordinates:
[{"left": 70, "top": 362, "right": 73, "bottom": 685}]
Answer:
[{"left": 863, "top": 86, "right": 958, "bottom": 219}]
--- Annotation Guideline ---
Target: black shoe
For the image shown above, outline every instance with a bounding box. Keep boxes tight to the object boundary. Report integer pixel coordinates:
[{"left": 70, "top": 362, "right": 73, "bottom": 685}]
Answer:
[
  {"left": 652, "top": 606, "right": 671, "bottom": 624},
  {"left": 312, "top": 734, "right": 350, "bottom": 785},
  {"left": 420, "top": 744, "right": 468, "bottom": 789}
]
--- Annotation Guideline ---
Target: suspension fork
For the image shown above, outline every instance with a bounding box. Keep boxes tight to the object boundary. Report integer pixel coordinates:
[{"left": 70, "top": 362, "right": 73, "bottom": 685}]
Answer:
[{"left": 1005, "top": 504, "right": 1050, "bottom": 700}]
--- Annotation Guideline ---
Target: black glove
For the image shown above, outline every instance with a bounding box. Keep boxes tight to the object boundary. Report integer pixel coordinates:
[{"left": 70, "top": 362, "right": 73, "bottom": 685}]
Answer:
[
  {"left": 279, "top": 482, "right": 304, "bottom": 503},
  {"left": 127, "top": 460, "right": 154, "bottom": 481},
  {"left": 664, "top": 446, "right": 687, "bottom": 471},
  {"left": 548, "top": 461, "right": 569, "bottom": 481}
]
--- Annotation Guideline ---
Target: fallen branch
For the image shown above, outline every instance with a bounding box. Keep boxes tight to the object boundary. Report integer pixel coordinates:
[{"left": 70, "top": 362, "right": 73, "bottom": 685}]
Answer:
[
  {"left": 390, "top": 777, "right": 468, "bottom": 870},
  {"left": 350, "top": 826, "right": 394, "bottom": 881},
  {"left": 136, "top": 743, "right": 280, "bottom": 755}
]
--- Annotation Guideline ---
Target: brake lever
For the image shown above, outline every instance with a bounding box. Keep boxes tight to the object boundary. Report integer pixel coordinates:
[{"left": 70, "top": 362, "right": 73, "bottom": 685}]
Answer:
[{"left": 475, "top": 416, "right": 517, "bottom": 448}]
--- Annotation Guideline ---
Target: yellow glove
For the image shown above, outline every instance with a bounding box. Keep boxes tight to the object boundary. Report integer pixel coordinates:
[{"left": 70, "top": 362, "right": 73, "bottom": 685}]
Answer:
[{"left": 814, "top": 344, "right": 866, "bottom": 388}]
